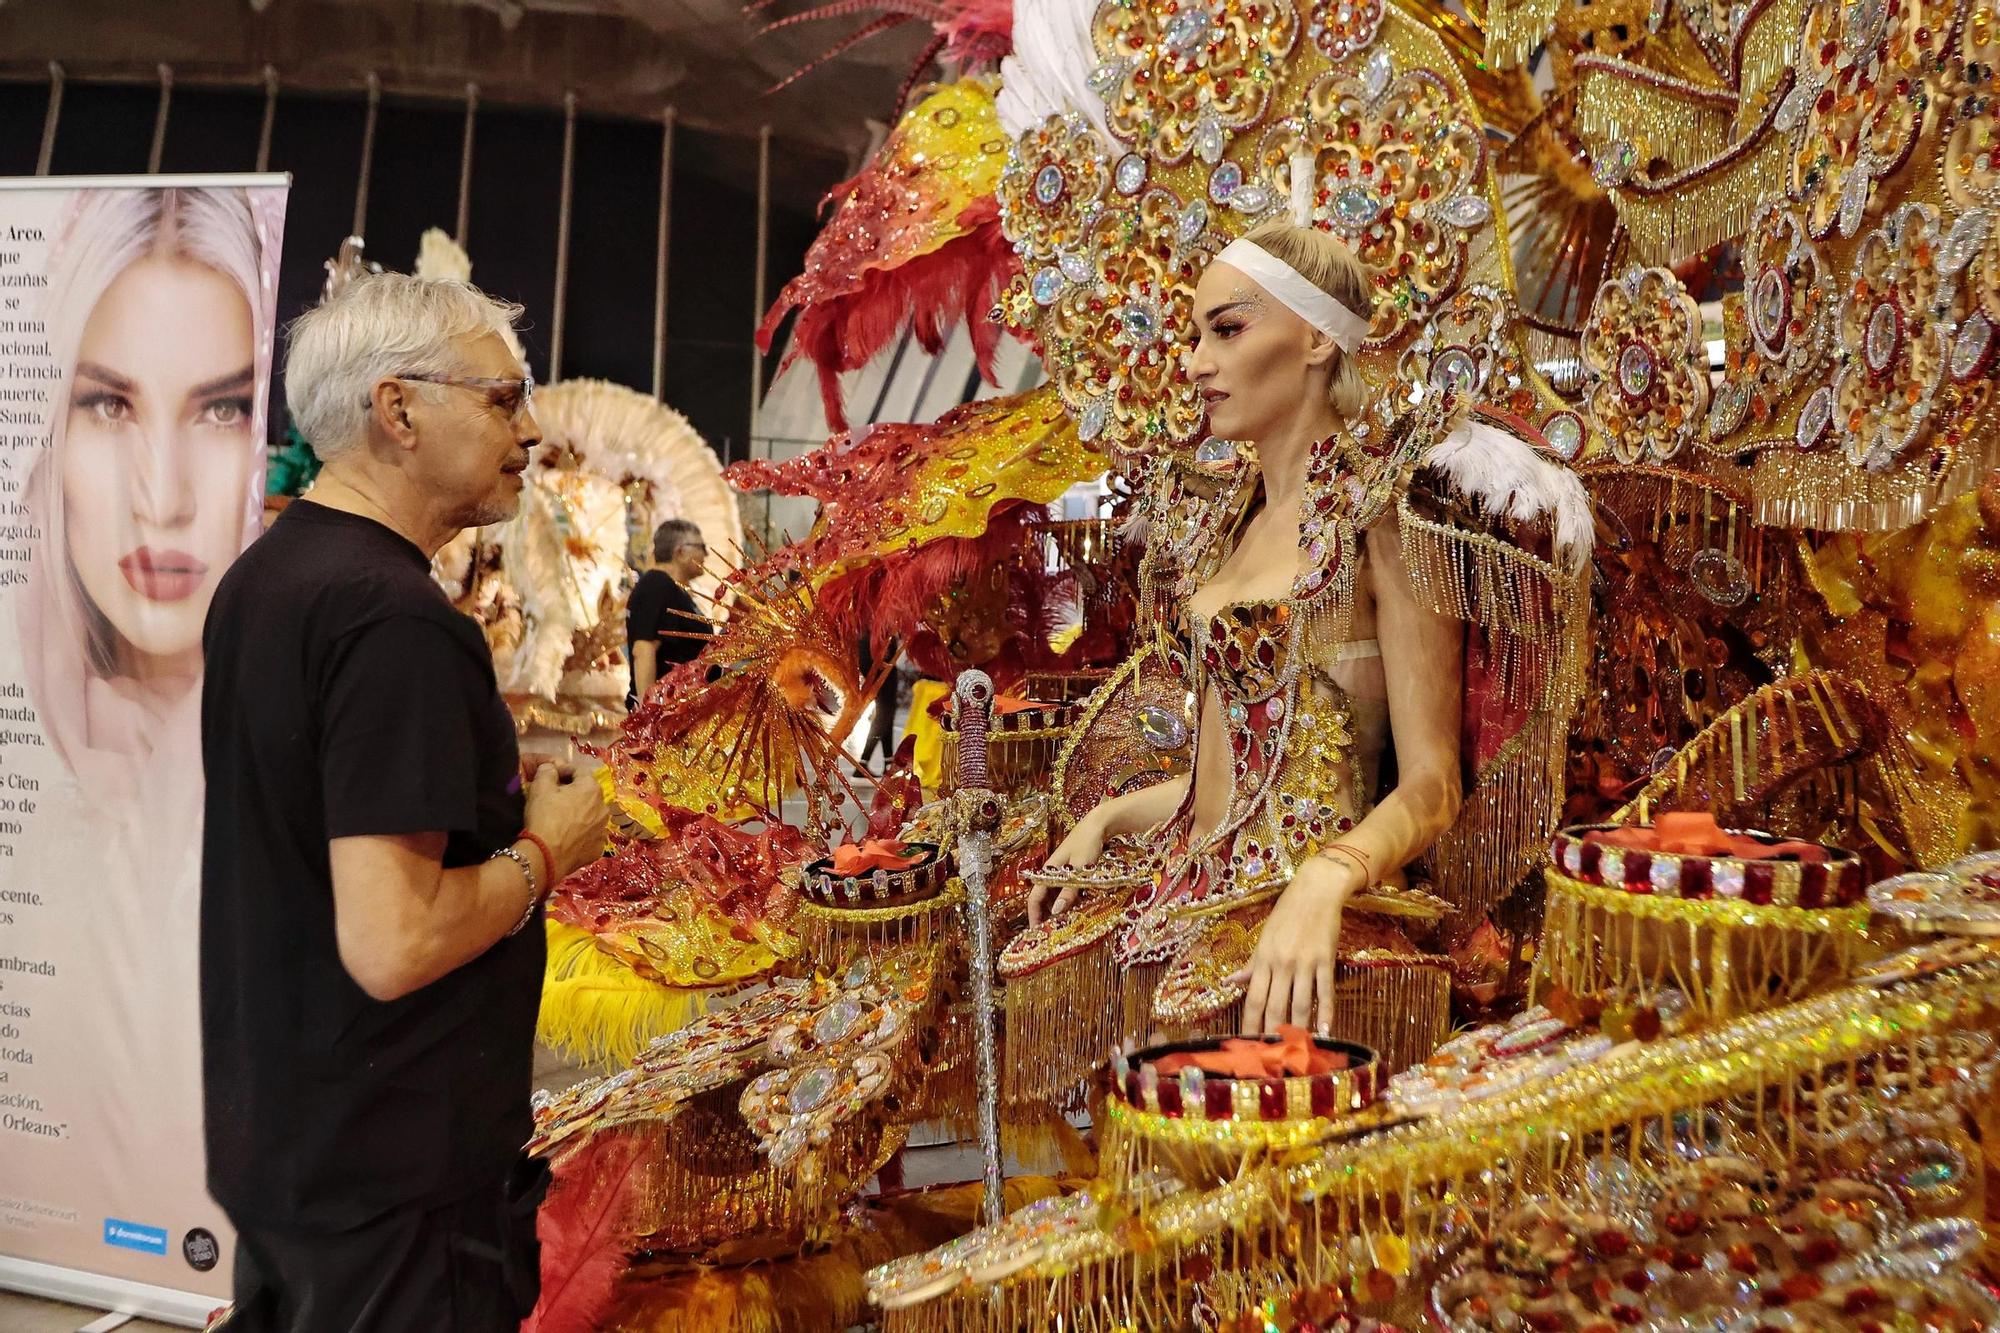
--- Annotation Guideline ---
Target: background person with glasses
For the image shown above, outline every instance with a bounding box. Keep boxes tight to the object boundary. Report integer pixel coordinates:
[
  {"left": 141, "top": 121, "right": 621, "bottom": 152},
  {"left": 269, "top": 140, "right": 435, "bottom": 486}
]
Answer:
[
  {"left": 626, "top": 517, "right": 715, "bottom": 707},
  {"left": 200, "top": 273, "right": 607, "bottom": 1331}
]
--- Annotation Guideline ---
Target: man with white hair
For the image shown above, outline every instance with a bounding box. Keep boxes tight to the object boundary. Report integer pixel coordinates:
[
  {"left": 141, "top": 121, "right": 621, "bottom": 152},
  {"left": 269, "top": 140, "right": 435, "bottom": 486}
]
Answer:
[{"left": 200, "top": 274, "right": 606, "bottom": 1331}]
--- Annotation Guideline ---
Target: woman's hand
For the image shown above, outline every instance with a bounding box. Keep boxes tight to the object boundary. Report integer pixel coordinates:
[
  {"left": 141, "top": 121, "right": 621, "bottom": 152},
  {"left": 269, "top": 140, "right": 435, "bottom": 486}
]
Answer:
[
  {"left": 1232, "top": 855, "right": 1359, "bottom": 1037},
  {"left": 1029, "top": 811, "right": 1109, "bottom": 926}
]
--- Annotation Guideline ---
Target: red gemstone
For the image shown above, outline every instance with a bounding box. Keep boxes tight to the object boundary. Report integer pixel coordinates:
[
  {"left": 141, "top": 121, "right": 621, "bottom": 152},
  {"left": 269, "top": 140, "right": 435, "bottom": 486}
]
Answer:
[
  {"left": 1744, "top": 862, "right": 1776, "bottom": 906},
  {"left": 1157, "top": 1078, "right": 1184, "bottom": 1116},
  {"left": 1797, "top": 863, "right": 1826, "bottom": 909},
  {"left": 1205, "top": 1079, "right": 1233, "bottom": 1119},
  {"left": 1310, "top": 1074, "right": 1338, "bottom": 1117},
  {"left": 1622, "top": 851, "right": 1652, "bottom": 890},
  {"left": 1259, "top": 1077, "right": 1286, "bottom": 1119}
]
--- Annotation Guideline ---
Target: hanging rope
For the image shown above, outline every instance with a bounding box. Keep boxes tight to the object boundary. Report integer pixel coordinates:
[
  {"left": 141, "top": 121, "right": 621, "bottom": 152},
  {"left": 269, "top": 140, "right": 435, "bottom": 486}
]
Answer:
[
  {"left": 352, "top": 72, "right": 381, "bottom": 239},
  {"left": 551, "top": 91, "right": 579, "bottom": 382},
  {"left": 148, "top": 64, "right": 174, "bottom": 174},
  {"left": 456, "top": 83, "right": 479, "bottom": 247},
  {"left": 36, "top": 62, "right": 64, "bottom": 176},
  {"left": 256, "top": 66, "right": 279, "bottom": 172},
  {"left": 750, "top": 124, "right": 772, "bottom": 460},
  {"left": 653, "top": 106, "right": 676, "bottom": 400}
]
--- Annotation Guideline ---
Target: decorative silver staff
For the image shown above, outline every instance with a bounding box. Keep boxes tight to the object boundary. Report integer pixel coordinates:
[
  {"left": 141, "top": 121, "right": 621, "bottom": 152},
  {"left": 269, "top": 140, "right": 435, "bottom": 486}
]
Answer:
[{"left": 952, "top": 669, "right": 1006, "bottom": 1226}]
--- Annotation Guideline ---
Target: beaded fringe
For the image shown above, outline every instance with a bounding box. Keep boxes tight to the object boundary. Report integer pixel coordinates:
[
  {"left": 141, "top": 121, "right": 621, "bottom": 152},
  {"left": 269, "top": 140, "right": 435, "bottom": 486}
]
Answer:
[
  {"left": 891, "top": 959, "right": 2000, "bottom": 1333},
  {"left": 1532, "top": 868, "right": 1871, "bottom": 1021},
  {"left": 1613, "top": 672, "right": 1878, "bottom": 826},
  {"left": 1000, "top": 937, "right": 1122, "bottom": 1111},
  {"left": 1751, "top": 434, "right": 2000, "bottom": 533},
  {"left": 623, "top": 1092, "right": 912, "bottom": 1258},
  {"left": 1155, "top": 959, "right": 1451, "bottom": 1077},
  {"left": 1484, "top": 0, "right": 1565, "bottom": 68},
  {"left": 1431, "top": 713, "right": 1568, "bottom": 922},
  {"left": 1614, "top": 124, "right": 1792, "bottom": 265},
  {"left": 1575, "top": 60, "right": 1738, "bottom": 176},
  {"left": 793, "top": 883, "right": 965, "bottom": 974}
]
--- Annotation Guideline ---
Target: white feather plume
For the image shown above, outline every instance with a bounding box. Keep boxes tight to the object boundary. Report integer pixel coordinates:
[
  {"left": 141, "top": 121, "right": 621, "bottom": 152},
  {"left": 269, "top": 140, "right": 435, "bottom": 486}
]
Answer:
[
  {"left": 996, "top": 0, "right": 1110, "bottom": 138},
  {"left": 1421, "top": 419, "right": 1594, "bottom": 572}
]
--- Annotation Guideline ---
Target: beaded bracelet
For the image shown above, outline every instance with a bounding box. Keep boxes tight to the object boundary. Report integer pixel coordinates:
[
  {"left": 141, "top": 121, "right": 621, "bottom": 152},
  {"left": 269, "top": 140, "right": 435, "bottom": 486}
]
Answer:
[{"left": 492, "top": 845, "right": 542, "bottom": 937}]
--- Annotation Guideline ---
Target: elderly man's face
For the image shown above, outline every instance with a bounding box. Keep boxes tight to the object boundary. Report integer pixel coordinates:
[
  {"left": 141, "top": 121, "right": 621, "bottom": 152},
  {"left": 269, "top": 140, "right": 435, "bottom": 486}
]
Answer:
[{"left": 408, "top": 331, "right": 541, "bottom": 530}]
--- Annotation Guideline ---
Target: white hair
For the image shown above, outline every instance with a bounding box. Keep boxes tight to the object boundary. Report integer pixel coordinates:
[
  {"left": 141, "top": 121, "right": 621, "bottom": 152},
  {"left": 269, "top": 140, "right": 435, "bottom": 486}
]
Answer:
[{"left": 285, "top": 272, "right": 524, "bottom": 462}]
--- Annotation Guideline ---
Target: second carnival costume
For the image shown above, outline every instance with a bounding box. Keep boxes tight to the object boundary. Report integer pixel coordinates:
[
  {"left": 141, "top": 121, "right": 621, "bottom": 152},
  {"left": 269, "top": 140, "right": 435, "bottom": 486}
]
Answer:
[{"left": 1001, "top": 246, "right": 1593, "bottom": 1101}]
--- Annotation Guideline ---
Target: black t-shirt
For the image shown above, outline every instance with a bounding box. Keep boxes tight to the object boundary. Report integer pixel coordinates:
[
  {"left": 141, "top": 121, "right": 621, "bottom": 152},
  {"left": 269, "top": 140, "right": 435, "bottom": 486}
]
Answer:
[
  {"left": 200, "top": 500, "right": 540, "bottom": 1231},
  {"left": 626, "top": 567, "right": 711, "bottom": 702}
]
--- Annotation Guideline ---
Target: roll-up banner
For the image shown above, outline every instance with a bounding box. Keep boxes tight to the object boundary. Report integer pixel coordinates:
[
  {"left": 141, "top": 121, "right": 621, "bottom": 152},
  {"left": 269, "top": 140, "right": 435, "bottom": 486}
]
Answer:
[{"left": 0, "top": 174, "right": 290, "bottom": 1326}]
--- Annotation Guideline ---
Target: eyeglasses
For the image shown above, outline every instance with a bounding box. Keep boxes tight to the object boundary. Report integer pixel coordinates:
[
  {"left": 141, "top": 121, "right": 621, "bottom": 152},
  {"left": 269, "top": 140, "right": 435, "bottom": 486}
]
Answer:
[{"left": 388, "top": 372, "right": 536, "bottom": 423}]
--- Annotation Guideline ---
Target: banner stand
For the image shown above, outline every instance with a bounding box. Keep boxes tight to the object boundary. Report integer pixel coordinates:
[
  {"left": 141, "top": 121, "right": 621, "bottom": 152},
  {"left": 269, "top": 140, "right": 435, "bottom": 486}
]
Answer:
[{"left": 0, "top": 1255, "right": 215, "bottom": 1327}]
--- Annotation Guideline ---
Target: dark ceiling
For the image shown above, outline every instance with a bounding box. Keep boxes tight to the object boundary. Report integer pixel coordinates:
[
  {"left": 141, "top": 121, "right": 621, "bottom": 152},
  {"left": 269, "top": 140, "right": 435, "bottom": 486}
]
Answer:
[{"left": 0, "top": 0, "right": 932, "bottom": 194}]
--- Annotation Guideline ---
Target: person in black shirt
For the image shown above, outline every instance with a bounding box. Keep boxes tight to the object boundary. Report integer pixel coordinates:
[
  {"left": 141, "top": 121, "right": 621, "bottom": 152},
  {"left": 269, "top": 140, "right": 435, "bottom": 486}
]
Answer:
[
  {"left": 626, "top": 517, "right": 713, "bottom": 707},
  {"left": 201, "top": 274, "right": 607, "bottom": 1332}
]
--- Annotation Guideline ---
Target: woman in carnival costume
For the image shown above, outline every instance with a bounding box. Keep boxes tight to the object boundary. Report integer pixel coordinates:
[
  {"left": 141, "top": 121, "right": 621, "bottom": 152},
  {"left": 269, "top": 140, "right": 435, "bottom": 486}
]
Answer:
[{"left": 1009, "top": 214, "right": 1591, "bottom": 1070}]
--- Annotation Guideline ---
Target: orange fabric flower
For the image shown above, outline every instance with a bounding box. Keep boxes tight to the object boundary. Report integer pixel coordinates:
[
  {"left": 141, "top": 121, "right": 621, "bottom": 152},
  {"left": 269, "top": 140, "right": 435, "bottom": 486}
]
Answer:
[
  {"left": 1589, "top": 813, "right": 1827, "bottom": 862},
  {"left": 828, "top": 839, "right": 923, "bottom": 874},
  {"left": 1152, "top": 1025, "right": 1350, "bottom": 1077}
]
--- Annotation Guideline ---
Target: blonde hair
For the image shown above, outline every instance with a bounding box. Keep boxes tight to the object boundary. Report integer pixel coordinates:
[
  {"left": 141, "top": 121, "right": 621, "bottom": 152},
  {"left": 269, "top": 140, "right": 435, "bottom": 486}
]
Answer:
[
  {"left": 1239, "top": 219, "right": 1375, "bottom": 420},
  {"left": 28, "top": 187, "right": 269, "bottom": 680}
]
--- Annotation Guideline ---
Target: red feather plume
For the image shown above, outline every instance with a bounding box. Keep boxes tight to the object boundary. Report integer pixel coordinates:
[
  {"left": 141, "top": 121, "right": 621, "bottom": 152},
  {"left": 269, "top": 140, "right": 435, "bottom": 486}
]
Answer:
[{"left": 521, "top": 1128, "right": 650, "bottom": 1333}]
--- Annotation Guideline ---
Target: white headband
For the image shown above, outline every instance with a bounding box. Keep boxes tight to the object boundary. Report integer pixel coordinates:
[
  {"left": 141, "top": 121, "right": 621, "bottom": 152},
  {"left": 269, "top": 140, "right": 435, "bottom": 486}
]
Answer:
[{"left": 1212, "top": 238, "right": 1373, "bottom": 352}]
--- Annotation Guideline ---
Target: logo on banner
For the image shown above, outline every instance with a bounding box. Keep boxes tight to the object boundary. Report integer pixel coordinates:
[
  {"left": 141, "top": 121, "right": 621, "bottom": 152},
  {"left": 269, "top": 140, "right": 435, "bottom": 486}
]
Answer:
[
  {"left": 102, "top": 1218, "right": 168, "bottom": 1256},
  {"left": 182, "top": 1228, "right": 220, "bottom": 1271}
]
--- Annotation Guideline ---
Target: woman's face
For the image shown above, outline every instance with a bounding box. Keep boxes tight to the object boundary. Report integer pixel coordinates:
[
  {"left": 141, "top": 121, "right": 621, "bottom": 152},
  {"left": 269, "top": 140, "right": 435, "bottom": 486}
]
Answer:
[
  {"left": 1185, "top": 260, "right": 1326, "bottom": 444},
  {"left": 61, "top": 255, "right": 256, "bottom": 669}
]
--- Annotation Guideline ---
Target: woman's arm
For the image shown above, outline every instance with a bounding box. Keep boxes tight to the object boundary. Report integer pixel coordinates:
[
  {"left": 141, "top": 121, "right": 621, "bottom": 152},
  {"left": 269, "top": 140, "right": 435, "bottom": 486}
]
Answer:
[
  {"left": 1239, "top": 517, "right": 1465, "bottom": 1034},
  {"left": 1029, "top": 773, "right": 1191, "bottom": 924}
]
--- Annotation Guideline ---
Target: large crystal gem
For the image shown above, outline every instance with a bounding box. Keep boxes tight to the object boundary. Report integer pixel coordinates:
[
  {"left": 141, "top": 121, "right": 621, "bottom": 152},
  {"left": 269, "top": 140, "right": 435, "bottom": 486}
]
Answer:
[
  {"left": 1437, "top": 194, "right": 1491, "bottom": 229},
  {"left": 1119, "top": 302, "right": 1159, "bottom": 344},
  {"left": 1796, "top": 385, "right": 1833, "bottom": 447},
  {"left": 1114, "top": 153, "right": 1148, "bottom": 196},
  {"left": 1164, "top": 4, "right": 1213, "bottom": 53},
  {"left": 1192, "top": 113, "right": 1227, "bottom": 165},
  {"left": 1941, "top": 209, "right": 1991, "bottom": 275},
  {"left": 1177, "top": 200, "right": 1210, "bottom": 246},
  {"left": 1332, "top": 186, "right": 1386, "bottom": 230},
  {"left": 1751, "top": 268, "right": 1791, "bottom": 352},
  {"left": 813, "top": 998, "right": 868, "bottom": 1047},
  {"left": 1363, "top": 47, "right": 1395, "bottom": 100},
  {"left": 1864, "top": 299, "right": 1901, "bottom": 374},
  {"left": 788, "top": 1062, "right": 839, "bottom": 1114},
  {"left": 1429, "top": 347, "right": 1480, "bottom": 395},
  {"left": 1616, "top": 341, "right": 1656, "bottom": 398},
  {"left": 1542, "top": 413, "right": 1583, "bottom": 460},
  {"left": 1033, "top": 164, "right": 1066, "bottom": 206},
  {"left": 1952, "top": 311, "right": 1993, "bottom": 383},
  {"left": 1136, "top": 704, "right": 1191, "bottom": 750},
  {"left": 1880, "top": 1138, "right": 1967, "bottom": 1203},
  {"left": 1058, "top": 250, "right": 1095, "bottom": 284},
  {"left": 1031, "top": 266, "right": 1065, "bottom": 306},
  {"left": 1208, "top": 161, "right": 1244, "bottom": 203}
]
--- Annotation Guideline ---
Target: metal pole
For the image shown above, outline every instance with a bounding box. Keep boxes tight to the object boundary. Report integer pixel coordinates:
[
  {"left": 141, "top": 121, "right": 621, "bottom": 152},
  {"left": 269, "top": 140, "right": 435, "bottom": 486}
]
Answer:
[
  {"left": 456, "top": 83, "right": 479, "bottom": 246},
  {"left": 255, "top": 66, "right": 279, "bottom": 172},
  {"left": 147, "top": 64, "right": 173, "bottom": 173},
  {"left": 352, "top": 72, "right": 381, "bottom": 238},
  {"left": 652, "top": 106, "right": 676, "bottom": 400},
  {"left": 551, "top": 90, "right": 578, "bottom": 382},
  {"left": 750, "top": 124, "right": 771, "bottom": 461},
  {"left": 35, "top": 62, "right": 63, "bottom": 175},
  {"left": 952, "top": 670, "right": 1006, "bottom": 1227}
]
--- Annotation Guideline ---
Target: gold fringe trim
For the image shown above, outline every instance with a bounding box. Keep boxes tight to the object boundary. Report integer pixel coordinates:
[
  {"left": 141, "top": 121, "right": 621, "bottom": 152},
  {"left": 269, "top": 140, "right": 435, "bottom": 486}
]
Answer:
[
  {"left": 793, "top": 881, "right": 966, "bottom": 974},
  {"left": 1604, "top": 94, "right": 1792, "bottom": 265},
  {"left": 1531, "top": 868, "right": 1872, "bottom": 1021},
  {"left": 1049, "top": 646, "right": 1150, "bottom": 828},
  {"left": 1153, "top": 959, "right": 1451, "bottom": 1077},
  {"left": 1750, "top": 434, "right": 2000, "bottom": 533},
  {"left": 618, "top": 1092, "right": 912, "bottom": 1258},
  {"left": 1396, "top": 494, "right": 1579, "bottom": 648},
  {"left": 892, "top": 956, "right": 2000, "bottom": 1331},
  {"left": 1001, "top": 937, "right": 1122, "bottom": 1110},
  {"left": 1734, "top": 0, "right": 1812, "bottom": 112},
  {"left": 1430, "top": 712, "right": 1567, "bottom": 921},
  {"left": 913, "top": 999, "right": 984, "bottom": 1140},
  {"left": 1613, "top": 671, "right": 1880, "bottom": 826},
  {"left": 1574, "top": 58, "right": 1739, "bottom": 176},
  {"left": 538, "top": 918, "right": 728, "bottom": 1071},
  {"left": 1484, "top": 0, "right": 1565, "bottom": 68}
]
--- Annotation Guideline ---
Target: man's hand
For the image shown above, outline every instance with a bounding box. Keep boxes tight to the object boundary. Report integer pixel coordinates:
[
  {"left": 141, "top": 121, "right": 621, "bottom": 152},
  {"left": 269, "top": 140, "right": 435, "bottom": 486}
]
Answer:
[{"left": 525, "top": 762, "right": 610, "bottom": 882}]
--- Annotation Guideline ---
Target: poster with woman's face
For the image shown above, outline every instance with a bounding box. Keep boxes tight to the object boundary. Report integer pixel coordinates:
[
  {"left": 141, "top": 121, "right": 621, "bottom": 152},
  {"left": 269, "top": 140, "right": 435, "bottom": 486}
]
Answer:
[{"left": 0, "top": 176, "right": 288, "bottom": 1317}]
